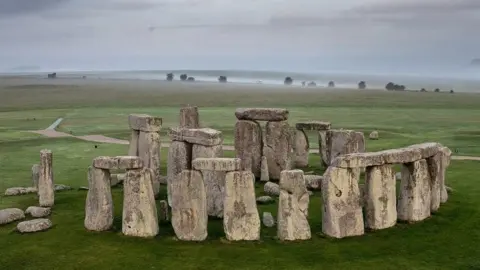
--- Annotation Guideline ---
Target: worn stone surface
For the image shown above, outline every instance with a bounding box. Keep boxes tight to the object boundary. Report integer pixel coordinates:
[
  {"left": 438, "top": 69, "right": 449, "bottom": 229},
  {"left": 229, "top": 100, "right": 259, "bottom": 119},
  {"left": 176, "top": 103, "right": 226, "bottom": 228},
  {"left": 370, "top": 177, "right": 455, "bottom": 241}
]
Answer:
[
  {"left": 398, "top": 159, "right": 432, "bottom": 222},
  {"left": 256, "top": 196, "right": 274, "bottom": 204},
  {"left": 4, "top": 187, "right": 37, "bottom": 196},
  {"left": 426, "top": 153, "right": 444, "bottom": 212},
  {"left": 170, "top": 127, "right": 223, "bottom": 146},
  {"left": 128, "top": 130, "right": 140, "bottom": 156},
  {"left": 55, "top": 184, "right": 72, "bottom": 192},
  {"left": 264, "top": 121, "right": 293, "bottom": 180},
  {"left": 318, "top": 130, "right": 328, "bottom": 167},
  {"left": 325, "top": 130, "right": 365, "bottom": 166},
  {"left": 159, "top": 200, "right": 169, "bottom": 222},
  {"left": 171, "top": 170, "right": 208, "bottom": 241},
  {"left": 25, "top": 206, "right": 51, "bottom": 218},
  {"left": 260, "top": 156, "right": 269, "bottom": 182},
  {"left": 264, "top": 181, "right": 280, "bottom": 196},
  {"left": 234, "top": 120, "right": 263, "bottom": 178},
  {"left": 92, "top": 156, "right": 143, "bottom": 170},
  {"left": 322, "top": 166, "right": 364, "bottom": 238},
  {"left": 128, "top": 114, "right": 162, "bottom": 132},
  {"left": 122, "top": 168, "right": 159, "bottom": 237},
  {"left": 224, "top": 171, "right": 260, "bottom": 241},
  {"left": 39, "top": 149, "right": 54, "bottom": 207},
  {"left": 295, "top": 121, "right": 331, "bottom": 131},
  {"left": 235, "top": 108, "right": 289, "bottom": 121},
  {"left": 85, "top": 167, "right": 113, "bottom": 231},
  {"left": 440, "top": 147, "right": 451, "bottom": 204},
  {"left": 179, "top": 106, "right": 200, "bottom": 128},
  {"left": 17, "top": 219, "right": 52, "bottom": 233},
  {"left": 262, "top": 212, "right": 275, "bottom": 228},
  {"left": 192, "top": 158, "right": 241, "bottom": 171},
  {"left": 277, "top": 170, "right": 311, "bottom": 241},
  {"left": 304, "top": 175, "right": 323, "bottom": 190},
  {"left": 369, "top": 131, "right": 379, "bottom": 140},
  {"left": 364, "top": 165, "right": 397, "bottom": 230},
  {"left": 192, "top": 144, "right": 225, "bottom": 218},
  {"left": 294, "top": 129, "right": 309, "bottom": 168},
  {"left": 167, "top": 141, "right": 192, "bottom": 206},
  {"left": 32, "top": 164, "right": 40, "bottom": 189},
  {"left": 0, "top": 208, "right": 25, "bottom": 225},
  {"left": 138, "top": 131, "right": 161, "bottom": 198}
]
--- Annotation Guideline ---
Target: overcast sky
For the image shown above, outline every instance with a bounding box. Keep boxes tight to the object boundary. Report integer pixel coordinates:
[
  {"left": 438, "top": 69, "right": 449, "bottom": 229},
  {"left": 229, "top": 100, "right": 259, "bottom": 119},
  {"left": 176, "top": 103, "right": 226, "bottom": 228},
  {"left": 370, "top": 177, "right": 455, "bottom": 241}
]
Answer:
[{"left": 0, "top": 0, "right": 479, "bottom": 73}]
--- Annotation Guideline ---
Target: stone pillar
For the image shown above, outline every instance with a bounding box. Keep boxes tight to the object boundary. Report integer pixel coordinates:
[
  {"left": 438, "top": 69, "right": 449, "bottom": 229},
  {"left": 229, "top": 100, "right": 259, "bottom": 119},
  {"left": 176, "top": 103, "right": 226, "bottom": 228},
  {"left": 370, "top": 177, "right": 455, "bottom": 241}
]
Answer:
[
  {"left": 260, "top": 156, "right": 269, "bottom": 182},
  {"left": 85, "top": 166, "right": 113, "bottom": 231},
  {"left": 179, "top": 106, "right": 200, "bottom": 128},
  {"left": 440, "top": 147, "right": 451, "bottom": 204},
  {"left": 39, "top": 149, "right": 54, "bottom": 207},
  {"left": 322, "top": 166, "right": 364, "bottom": 238},
  {"left": 426, "top": 153, "right": 443, "bottom": 212},
  {"left": 122, "top": 168, "right": 159, "bottom": 238},
  {"left": 264, "top": 121, "right": 292, "bottom": 180},
  {"left": 277, "top": 170, "right": 310, "bottom": 241},
  {"left": 171, "top": 170, "right": 208, "bottom": 241},
  {"left": 295, "top": 121, "right": 331, "bottom": 168},
  {"left": 32, "top": 164, "right": 40, "bottom": 189},
  {"left": 128, "top": 130, "right": 140, "bottom": 156},
  {"left": 325, "top": 130, "right": 365, "bottom": 166},
  {"left": 234, "top": 120, "right": 263, "bottom": 178},
  {"left": 398, "top": 159, "right": 432, "bottom": 222},
  {"left": 318, "top": 131, "right": 328, "bottom": 167},
  {"left": 293, "top": 129, "right": 309, "bottom": 168},
  {"left": 167, "top": 141, "right": 192, "bottom": 206},
  {"left": 364, "top": 164, "right": 397, "bottom": 230},
  {"left": 223, "top": 171, "right": 260, "bottom": 241}
]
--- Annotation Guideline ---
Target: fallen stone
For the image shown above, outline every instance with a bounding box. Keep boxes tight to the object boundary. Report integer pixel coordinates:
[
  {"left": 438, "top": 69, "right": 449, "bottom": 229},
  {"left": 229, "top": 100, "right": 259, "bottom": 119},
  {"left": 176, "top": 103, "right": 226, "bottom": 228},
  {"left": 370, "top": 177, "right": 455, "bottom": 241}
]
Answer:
[
  {"left": 54, "top": 184, "right": 72, "bottom": 192},
  {"left": 294, "top": 129, "right": 309, "bottom": 168},
  {"left": 167, "top": 141, "right": 192, "bottom": 206},
  {"left": 295, "top": 121, "right": 331, "bottom": 131},
  {"left": 92, "top": 156, "right": 143, "bottom": 170},
  {"left": 128, "top": 114, "right": 162, "bottom": 132},
  {"left": 235, "top": 120, "right": 263, "bottom": 178},
  {"left": 264, "top": 182, "right": 280, "bottom": 196},
  {"left": 79, "top": 186, "right": 89, "bottom": 190},
  {"left": 4, "top": 187, "right": 37, "bottom": 196},
  {"left": 39, "top": 149, "right": 55, "bottom": 207},
  {"left": 25, "top": 206, "right": 51, "bottom": 218},
  {"left": 235, "top": 108, "right": 289, "bottom": 121},
  {"left": 260, "top": 156, "right": 269, "bottom": 182},
  {"left": 369, "top": 131, "right": 379, "bottom": 140},
  {"left": 138, "top": 131, "right": 161, "bottom": 198},
  {"left": 0, "top": 208, "right": 25, "bottom": 225},
  {"left": 159, "top": 200, "right": 169, "bottom": 222},
  {"left": 224, "top": 171, "right": 260, "bottom": 241},
  {"left": 262, "top": 212, "right": 275, "bottom": 228},
  {"left": 304, "top": 175, "right": 323, "bottom": 190},
  {"left": 32, "top": 164, "right": 40, "bottom": 189},
  {"left": 256, "top": 196, "right": 274, "bottom": 204},
  {"left": 84, "top": 167, "right": 113, "bottom": 232},
  {"left": 325, "top": 130, "right": 365, "bottom": 166},
  {"left": 179, "top": 106, "right": 200, "bottom": 128},
  {"left": 169, "top": 127, "right": 223, "bottom": 146},
  {"left": 264, "top": 120, "right": 293, "bottom": 180},
  {"left": 192, "top": 158, "right": 241, "bottom": 171},
  {"left": 17, "top": 219, "right": 52, "bottom": 233}
]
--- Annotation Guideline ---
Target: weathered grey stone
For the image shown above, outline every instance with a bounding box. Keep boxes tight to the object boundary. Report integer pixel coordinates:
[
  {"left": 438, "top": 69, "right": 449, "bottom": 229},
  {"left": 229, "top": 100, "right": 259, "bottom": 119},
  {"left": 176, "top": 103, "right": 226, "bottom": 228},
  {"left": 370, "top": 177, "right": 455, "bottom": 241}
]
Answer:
[
  {"left": 54, "top": 184, "right": 72, "bottom": 192},
  {"left": 4, "top": 187, "right": 37, "bottom": 196},
  {"left": 322, "top": 166, "right": 364, "bottom": 238},
  {"left": 39, "top": 149, "right": 54, "bottom": 207},
  {"left": 25, "top": 206, "right": 51, "bottom": 218},
  {"left": 224, "top": 171, "right": 260, "bottom": 241},
  {"left": 369, "top": 131, "right": 379, "bottom": 140},
  {"left": 110, "top": 174, "right": 120, "bottom": 186},
  {"left": 264, "top": 121, "right": 293, "bottom": 180},
  {"left": 17, "top": 219, "right": 52, "bottom": 233},
  {"left": 192, "top": 144, "right": 225, "bottom": 218},
  {"left": 364, "top": 165, "right": 397, "bottom": 230},
  {"left": 264, "top": 182, "right": 280, "bottom": 196},
  {"left": 234, "top": 120, "right": 263, "bottom": 178},
  {"left": 426, "top": 153, "right": 444, "bottom": 212},
  {"left": 440, "top": 147, "right": 452, "bottom": 203},
  {"left": 398, "top": 159, "right": 432, "bottom": 222},
  {"left": 128, "top": 114, "right": 162, "bottom": 132},
  {"left": 446, "top": 186, "right": 453, "bottom": 193},
  {"left": 256, "top": 196, "right": 274, "bottom": 204},
  {"left": 32, "top": 164, "right": 40, "bottom": 189},
  {"left": 138, "top": 131, "right": 161, "bottom": 198},
  {"left": 123, "top": 168, "right": 159, "bottom": 238},
  {"left": 79, "top": 186, "right": 89, "bottom": 190},
  {"left": 84, "top": 167, "right": 113, "bottom": 231},
  {"left": 171, "top": 170, "right": 208, "bottom": 241},
  {"left": 92, "top": 156, "right": 143, "bottom": 170},
  {"left": 192, "top": 158, "right": 241, "bottom": 171},
  {"left": 325, "top": 130, "right": 365, "bottom": 166},
  {"left": 294, "top": 129, "right": 309, "bottom": 168},
  {"left": 260, "top": 156, "right": 269, "bottom": 182},
  {"left": 179, "top": 106, "right": 200, "bottom": 128},
  {"left": 396, "top": 172, "right": 402, "bottom": 181},
  {"left": 128, "top": 130, "right": 140, "bottom": 156},
  {"left": 304, "top": 175, "right": 323, "bottom": 190},
  {"left": 159, "top": 200, "right": 169, "bottom": 222},
  {"left": 277, "top": 170, "right": 311, "bottom": 241},
  {"left": 167, "top": 141, "right": 192, "bottom": 206},
  {"left": 295, "top": 121, "right": 331, "bottom": 131},
  {"left": 0, "top": 208, "right": 25, "bottom": 225},
  {"left": 318, "top": 130, "right": 328, "bottom": 167},
  {"left": 262, "top": 212, "right": 275, "bottom": 228},
  {"left": 170, "top": 127, "right": 223, "bottom": 146},
  {"left": 235, "top": 108, "right": 289, "bottom": 121}
]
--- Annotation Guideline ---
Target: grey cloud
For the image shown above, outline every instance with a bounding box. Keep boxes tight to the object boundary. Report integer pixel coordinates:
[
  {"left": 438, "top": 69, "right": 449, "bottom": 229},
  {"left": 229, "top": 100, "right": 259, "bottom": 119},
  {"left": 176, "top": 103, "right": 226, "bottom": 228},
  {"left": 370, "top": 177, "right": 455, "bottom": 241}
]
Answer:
[
  {"left": 352, "top": 0, "right": 480, "bottom": 15},
  {"left": 0, "top": 0, "right": 69, "bottom": 16}
]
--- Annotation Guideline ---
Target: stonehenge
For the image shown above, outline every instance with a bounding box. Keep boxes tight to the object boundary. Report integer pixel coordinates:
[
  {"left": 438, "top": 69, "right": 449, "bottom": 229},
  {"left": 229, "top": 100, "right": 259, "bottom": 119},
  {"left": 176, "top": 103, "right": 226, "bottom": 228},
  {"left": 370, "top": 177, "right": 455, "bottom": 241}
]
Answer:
[
  {"left": 39, "top": 149, "right": 55, "bottom": 207},
  {"left": 294, "top": 121, "right": 331, "bottom": 167}
]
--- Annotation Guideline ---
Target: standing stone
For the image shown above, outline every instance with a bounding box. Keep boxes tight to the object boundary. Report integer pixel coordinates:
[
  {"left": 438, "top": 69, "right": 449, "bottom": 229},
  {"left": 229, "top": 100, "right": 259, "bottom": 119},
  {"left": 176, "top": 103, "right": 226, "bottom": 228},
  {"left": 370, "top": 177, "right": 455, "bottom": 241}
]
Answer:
[
  {"left": 398, "top": 159, "right": 432, "bottom": 222},
  {"left": 235, "top": 120, "right": 263, "bottom": 178},
  {"left": 294, "top": 129, "right": 309, "bottom": 168},
  {"left": 167, "top": 141, "right": 192, "bottom": 206},
  {"left": 325, "top": 130, "right": 365, "bottom": 166},
  {"left": 260, "top": 156, "right": 269, "bottom": 182},
  {"left": 322, "top": 166, "right": 364, "bottom": 238},
  {"left": 32, "top": 164, "right": 40, "bottom": 189},
  {"left": 364, "top": 165, "right": 397, "bottom": 230},
  {"left": 122, "top": 168, "right": 159, "bottom": 238},
  {"left": 192, "top": 144, "right": 225, "bottom": 218},
  {"left": 39, "top": 150, "right": 54, "bottom": 207},
  {"left": 318, "top": 131, "right": 328, "bottom": 167},
  {"left": 171, "top": 170, "right": 208, "bottom": 241},
  {"left": 85, "top": 167, "right": 113, "bottom": 231},
  {"left": 180, "top": 106, "right": 200, "bottom": 128},
  {"left": 440, "top": 149, "right": 451, "bottom": 203},
  {"left": 128, "top": 130, "right": 140, "bottom": 156},
  {"left": 277, "top": 170, "right": 311, "bottom": 241},
  {"left": 223, "top": 171, "right": 260, "bottom": 241},
  {"left": 159, "top": 200, "right": 169, "bottom": 222},
  {"left": 138, "top": 131, "right": 161, "bottom": 198},
  {"left": 264, "top": 121, "right": 292, "bottom": 180},
  {"left": 426, "top": 153, "right": 444, "bottom": 212}
]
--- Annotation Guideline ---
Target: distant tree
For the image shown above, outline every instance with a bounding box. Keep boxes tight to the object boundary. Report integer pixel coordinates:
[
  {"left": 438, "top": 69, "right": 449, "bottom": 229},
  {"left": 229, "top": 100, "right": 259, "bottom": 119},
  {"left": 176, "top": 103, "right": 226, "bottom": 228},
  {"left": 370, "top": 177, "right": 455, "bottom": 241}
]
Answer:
[
  {"left": 307, "top": 81, "right": 317, "bottom": 87},
  {"left": 385, "top": 82, "right": 395, "bottom": 91},
  {"left": 420, "top": 88, "right": 427, "bottom": 92},
  {"left": 450, "top": 89, "right": 455, "bottom": 94},
  {"left": 358, "top": 81, "right": 366, "bottom": 89},
  {"left": 187, "top": 77, "right": 195, "bottom": 82},
  {"left": 284, "top": 77, "right": 293, "bottom": 85},
  {"left": 328, "top": 81, "right": 335, "bottom": 87},
  {"left": 47, "top": 72, "right": 57, "bottom": 79},
  {"left": 180, "top": 74, "right": 188, "bottom": 81},
  {"left": 218, "top": 76, "right": 227, "bottom": 83},
  {"left": 166, "top": 73, "right": 174, "bottom": 81},
  {"left": 395, "top": 84, "right": 406, "bottom": 91},
  {"left": 434, "top": 88, "right": 440, "bottom": 93}
]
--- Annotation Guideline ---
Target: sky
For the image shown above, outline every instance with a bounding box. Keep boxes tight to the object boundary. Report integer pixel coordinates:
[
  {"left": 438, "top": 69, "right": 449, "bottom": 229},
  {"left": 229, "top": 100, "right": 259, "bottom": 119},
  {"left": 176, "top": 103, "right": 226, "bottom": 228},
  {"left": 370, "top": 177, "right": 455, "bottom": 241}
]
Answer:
[{"left": 0, "top": 0, "right": 479, "bottom": 73}]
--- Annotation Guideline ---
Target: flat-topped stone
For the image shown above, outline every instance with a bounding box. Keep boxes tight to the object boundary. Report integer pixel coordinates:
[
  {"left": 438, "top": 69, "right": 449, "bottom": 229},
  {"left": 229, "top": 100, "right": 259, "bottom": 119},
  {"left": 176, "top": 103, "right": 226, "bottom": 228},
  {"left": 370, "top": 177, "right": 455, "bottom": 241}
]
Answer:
[
  {"left": 92, "top": 156, "right": 143, "bottom": 170},
  {"left": 192, "top": 158, "right": 241, "bottom": 171},
  {"left": 25, "top": 206, "right": 51, "bottom": 218},
  {"left": 169, "top": 127, "right": 223, "bottom": 146},
  {"left": 235, "top": 108, "right": 289, "bottom": 121},
  {"left": 17, "top": 219, "right": 52, "bottom": 233},
  {"left": 331, "top": 142, "right": 444, "bottom": 168},
  {"left": 128, "top": 114, "right": 162, "bottom": 132},
  {"left": 295, "top": 121, "right": 331, "bottom": 131}
]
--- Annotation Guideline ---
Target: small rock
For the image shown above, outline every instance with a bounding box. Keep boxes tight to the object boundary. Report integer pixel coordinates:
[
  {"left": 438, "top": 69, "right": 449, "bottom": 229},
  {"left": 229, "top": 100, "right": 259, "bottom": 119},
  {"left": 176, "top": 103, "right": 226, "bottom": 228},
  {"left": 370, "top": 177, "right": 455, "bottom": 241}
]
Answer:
[
  {"left": 17, "top": 219, "right": 52, "bottom": 233},
  {"left": 264, "top": 182, "right": 280, "bottom": 196},
  {"left": 79, "top": 186, "right": 89, "bottom": 191},
  {"left": 446, "top": 186, "right": 454, "bottom": 193},
  {"left": 369, "top": 131, "right": 379, "bottom": 140},
  {"left": 256, "top": 196, "right": 274, "bottom": 204},
  {"left": 25, "top": 206, "right": 51, "bottom": 218},
  {"left": 262, "top": 212, "right": 275, "bottom": 228},
  {"left": 55, "top": 184, "right": 72, "bottom": 192},
  {"left": 0, "top": 208, "right": 25, "bottom": 225},
  {"left": 304, "top": 175, "right": 323, "bottom": 190},
  {"left": 396, "top": 172, "right": 402, "bottom": 181},
  {"left": 4, "top": 187, "right": 37, "bottom": 196}
]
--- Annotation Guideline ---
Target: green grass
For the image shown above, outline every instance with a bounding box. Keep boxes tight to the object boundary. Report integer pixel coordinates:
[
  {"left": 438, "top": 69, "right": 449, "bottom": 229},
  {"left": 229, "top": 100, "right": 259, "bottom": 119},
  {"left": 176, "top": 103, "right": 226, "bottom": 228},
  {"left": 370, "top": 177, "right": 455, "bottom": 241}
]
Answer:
[{"left": 0, "top": 78, "right": 480, "bottom": 269}]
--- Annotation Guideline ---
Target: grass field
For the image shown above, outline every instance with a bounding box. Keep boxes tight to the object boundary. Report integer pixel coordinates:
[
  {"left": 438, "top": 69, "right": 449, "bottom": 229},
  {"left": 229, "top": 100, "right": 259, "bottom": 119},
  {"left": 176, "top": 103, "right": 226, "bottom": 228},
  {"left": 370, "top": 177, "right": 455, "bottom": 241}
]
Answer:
[{"left": 0, "top": 77, "right": 480, "bottom": 269}]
